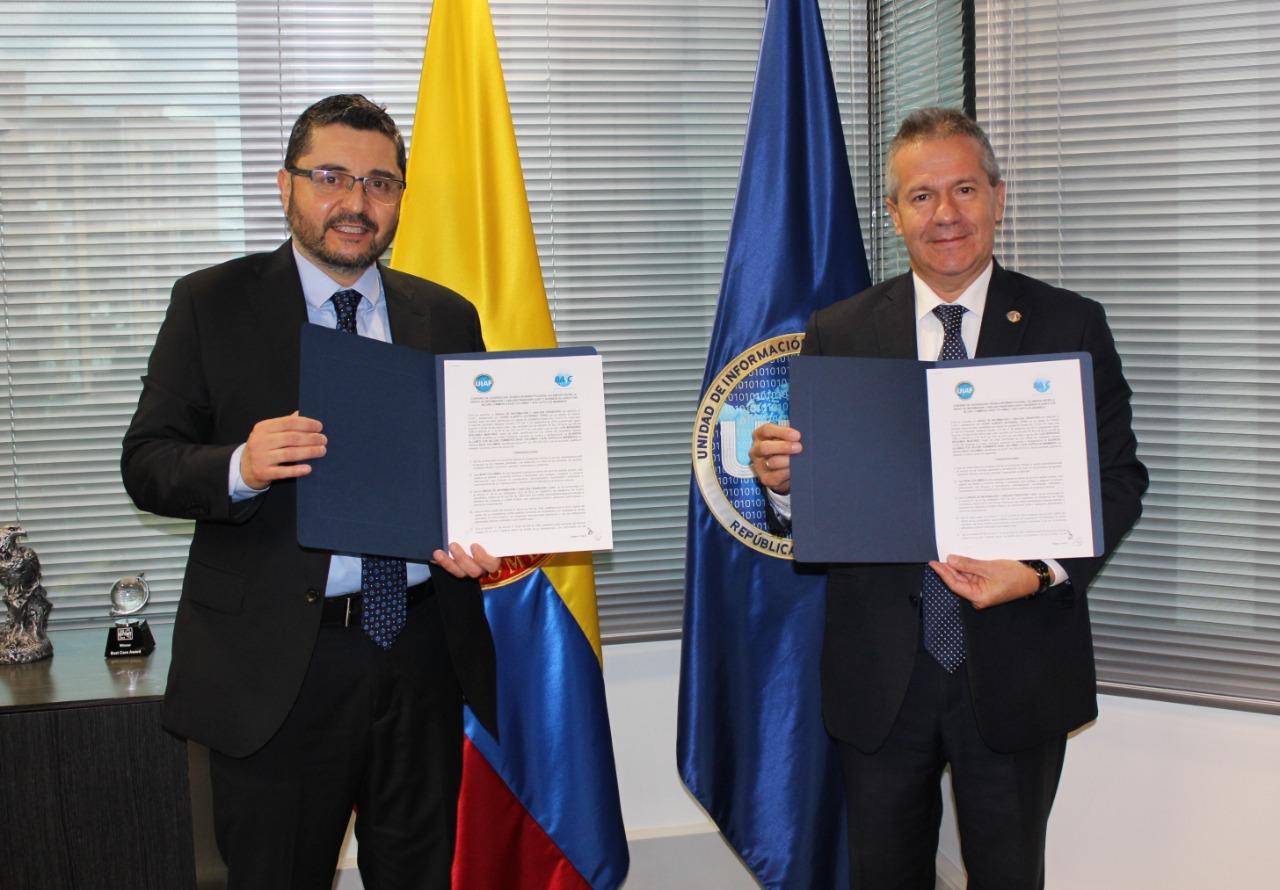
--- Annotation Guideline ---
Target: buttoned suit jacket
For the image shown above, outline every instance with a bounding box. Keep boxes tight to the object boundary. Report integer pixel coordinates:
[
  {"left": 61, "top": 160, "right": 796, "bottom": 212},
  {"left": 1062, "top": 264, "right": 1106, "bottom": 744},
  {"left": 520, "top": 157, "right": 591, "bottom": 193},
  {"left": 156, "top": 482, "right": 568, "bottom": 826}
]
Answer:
[
  {"left": 804, "top": 262, "right": 1147, "bottom": 754},
  {"left": 122, "top": 241, "right": 497, "bottom": 758}
]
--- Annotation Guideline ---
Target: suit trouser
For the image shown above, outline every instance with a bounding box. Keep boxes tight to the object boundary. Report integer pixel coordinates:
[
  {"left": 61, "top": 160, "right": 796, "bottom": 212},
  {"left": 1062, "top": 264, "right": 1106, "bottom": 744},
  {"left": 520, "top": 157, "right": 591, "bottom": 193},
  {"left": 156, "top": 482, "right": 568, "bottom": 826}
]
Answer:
[
  {"left": 208, "top": 587, "right": 463, "bottom": 890},
  {"left": 837, "top": 647, "right": 1067, "bottom": 890}
]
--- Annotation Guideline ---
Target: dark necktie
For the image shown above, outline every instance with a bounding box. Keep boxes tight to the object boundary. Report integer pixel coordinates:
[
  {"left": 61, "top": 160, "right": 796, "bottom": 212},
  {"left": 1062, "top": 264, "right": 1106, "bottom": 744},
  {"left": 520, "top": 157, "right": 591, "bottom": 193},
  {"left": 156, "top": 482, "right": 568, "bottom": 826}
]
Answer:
[
  {"left": 331, "top": 289, "right": 408, "bottom": 650},
  {"left": 922, "top": 303, "right": 968, "bottom": 672}
]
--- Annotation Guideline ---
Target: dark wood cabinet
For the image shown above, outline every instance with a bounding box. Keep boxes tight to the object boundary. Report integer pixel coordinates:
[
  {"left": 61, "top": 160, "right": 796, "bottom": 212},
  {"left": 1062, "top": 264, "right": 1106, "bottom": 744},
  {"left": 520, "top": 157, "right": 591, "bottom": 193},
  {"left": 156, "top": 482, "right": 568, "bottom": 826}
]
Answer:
[{"left": 0, "top": 626, "right": 203, "bottom": 890}]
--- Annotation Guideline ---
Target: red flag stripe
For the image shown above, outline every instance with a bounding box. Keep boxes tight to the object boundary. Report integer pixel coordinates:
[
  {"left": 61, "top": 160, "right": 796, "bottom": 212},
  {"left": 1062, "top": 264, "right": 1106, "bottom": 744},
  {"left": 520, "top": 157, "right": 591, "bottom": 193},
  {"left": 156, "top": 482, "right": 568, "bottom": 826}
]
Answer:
[{"left": 453, "top": 738, "right": 593, "bottom": 890}]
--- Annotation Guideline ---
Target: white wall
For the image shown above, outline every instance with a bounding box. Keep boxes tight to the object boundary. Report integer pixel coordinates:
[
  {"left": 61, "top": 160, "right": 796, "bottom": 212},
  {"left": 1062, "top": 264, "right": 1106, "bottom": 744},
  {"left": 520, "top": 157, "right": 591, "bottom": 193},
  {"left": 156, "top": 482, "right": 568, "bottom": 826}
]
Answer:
[
  {"left": 607, "top": 640, "right": 1280, "bottom": 889},
  {"left": 604, "top": 639, "right": 712, "bottom": 834},
  {"left": 1018, "top": 696, "right": 1277, "bottom": 888}
]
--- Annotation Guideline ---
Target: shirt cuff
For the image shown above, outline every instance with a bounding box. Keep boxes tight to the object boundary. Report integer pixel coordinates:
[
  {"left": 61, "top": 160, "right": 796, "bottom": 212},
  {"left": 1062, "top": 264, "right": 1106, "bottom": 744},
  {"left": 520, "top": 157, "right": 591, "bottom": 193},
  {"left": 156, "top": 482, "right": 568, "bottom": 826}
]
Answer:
[
  {"left": 229, "top": 443, "right": 269, "bottom": 502},
  {"left": 1044, "top": 558, "right": 1068, "bottom": 587},
  {"left": 766, "top": 487, "right": 792, "bottom": 521}
]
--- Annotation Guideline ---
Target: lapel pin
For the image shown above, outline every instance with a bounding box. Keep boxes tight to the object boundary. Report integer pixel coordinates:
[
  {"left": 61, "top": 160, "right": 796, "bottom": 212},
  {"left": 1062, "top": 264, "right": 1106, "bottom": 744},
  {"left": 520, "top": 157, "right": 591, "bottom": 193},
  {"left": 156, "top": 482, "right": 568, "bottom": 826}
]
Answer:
[{"left": 1006, "top": 310, "right": 1022, "bottom": 323}]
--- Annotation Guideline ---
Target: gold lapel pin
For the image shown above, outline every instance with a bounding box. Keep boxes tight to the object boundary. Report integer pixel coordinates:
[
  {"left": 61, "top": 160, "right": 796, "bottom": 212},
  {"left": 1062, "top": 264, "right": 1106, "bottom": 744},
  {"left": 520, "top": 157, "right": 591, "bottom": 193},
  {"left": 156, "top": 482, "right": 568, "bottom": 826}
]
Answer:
[{"left": 1006, "top": 310, "right": 1022, "bottom": 323}]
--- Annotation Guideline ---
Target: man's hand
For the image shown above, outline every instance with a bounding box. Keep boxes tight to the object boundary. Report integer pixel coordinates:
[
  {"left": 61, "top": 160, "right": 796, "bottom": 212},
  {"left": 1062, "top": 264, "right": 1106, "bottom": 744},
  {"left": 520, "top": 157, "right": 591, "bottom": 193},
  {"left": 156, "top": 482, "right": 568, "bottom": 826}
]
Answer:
[
  {"left": 240, "top": 412, "right": 326, "bottom": 490},
  {"left": 432, "top": 542, "right": 500, "bottom": 579},
  {"left": 748, "top": 423, "right": 803, "bottom": 494},
  {"left": 929, "top": 555, "right": 1041, "bottom": 610}
]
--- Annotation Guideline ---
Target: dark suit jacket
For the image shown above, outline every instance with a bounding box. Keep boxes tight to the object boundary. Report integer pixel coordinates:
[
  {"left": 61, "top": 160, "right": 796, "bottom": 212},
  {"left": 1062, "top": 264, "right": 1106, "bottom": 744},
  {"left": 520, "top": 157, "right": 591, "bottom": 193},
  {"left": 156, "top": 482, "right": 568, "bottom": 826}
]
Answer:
[
  {"left": 122, "top": 241, "right": 497, "bottom": 758},
  {"left": 806, "top": 262, "right": 1147, "bottom": 754}
]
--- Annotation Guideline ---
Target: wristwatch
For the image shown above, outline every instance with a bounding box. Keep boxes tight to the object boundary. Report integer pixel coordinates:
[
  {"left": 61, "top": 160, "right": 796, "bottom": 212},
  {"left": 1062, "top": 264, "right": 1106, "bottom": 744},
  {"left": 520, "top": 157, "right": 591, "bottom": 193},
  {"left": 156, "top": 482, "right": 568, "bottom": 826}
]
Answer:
[{"left": 1020, "top": 559, "right": 1052, "bottom": 596}]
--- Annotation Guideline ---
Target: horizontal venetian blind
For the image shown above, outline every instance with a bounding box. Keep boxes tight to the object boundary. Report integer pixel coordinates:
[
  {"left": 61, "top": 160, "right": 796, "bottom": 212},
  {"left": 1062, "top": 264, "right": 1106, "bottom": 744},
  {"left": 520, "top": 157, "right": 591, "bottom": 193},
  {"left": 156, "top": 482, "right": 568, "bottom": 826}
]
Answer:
[
  {"left": 0, "top": 2, "right": 247, "bottom": 627},
  {"left": 976, "top": 0, "right": 1280, "bottom": 708},
  {"left": 0, "top": 1, "right": 872, "bottom": 639},
  {"left": 490, "top": 0, "right": 766, "bottom": 639},
  {"left": 868, "top": 0, "right": 966, "bottom": 277}
]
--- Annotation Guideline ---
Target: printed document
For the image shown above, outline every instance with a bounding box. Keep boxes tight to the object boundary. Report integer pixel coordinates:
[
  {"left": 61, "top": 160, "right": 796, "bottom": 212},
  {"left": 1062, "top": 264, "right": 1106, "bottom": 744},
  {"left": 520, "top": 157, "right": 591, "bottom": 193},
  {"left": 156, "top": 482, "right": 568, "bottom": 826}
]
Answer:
[
  {"left": 440, "top": 352, "right": 613, "bottom": 557},
  {"left": 926, "top": 357, "right": 1096, "bottom": 560}
]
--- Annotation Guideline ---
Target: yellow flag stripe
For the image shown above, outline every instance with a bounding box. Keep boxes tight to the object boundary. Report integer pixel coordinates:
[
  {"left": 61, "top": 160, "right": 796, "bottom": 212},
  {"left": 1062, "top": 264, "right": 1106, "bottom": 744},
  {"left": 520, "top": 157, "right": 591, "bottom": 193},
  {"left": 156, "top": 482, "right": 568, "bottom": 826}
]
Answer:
[
  {"left": 544, "top": 554, "right": 603, "bottom": 662},
  {"left": 392, "top": 0, "right": 555, "bottom": 351},
  {"left": 392, "top": 0, "right": 601, "bottom": 656}
]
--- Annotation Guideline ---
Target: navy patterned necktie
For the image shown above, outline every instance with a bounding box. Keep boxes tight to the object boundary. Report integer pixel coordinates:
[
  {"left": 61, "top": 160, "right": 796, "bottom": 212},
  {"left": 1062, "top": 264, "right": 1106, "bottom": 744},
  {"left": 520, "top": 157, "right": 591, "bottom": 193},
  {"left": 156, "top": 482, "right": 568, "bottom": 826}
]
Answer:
[
  {"left": 331, "top": 289, "right": 408, "bottom": 650},
  {"left": 922, "top": 303, "right": 968, "bottom": 672}
]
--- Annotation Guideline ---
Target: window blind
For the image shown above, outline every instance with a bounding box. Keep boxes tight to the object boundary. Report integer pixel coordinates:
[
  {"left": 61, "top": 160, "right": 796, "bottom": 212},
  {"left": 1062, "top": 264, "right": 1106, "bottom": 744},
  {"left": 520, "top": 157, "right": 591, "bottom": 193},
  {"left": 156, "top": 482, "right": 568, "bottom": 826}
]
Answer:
[
  {"left": 0, "top": 0, "right": 873, "bottom": 640},
  {"left": 0, "top": 3, "right": 247, "bottom": 627},
  {"left": 975, "top": 0, "right": 1280, "bottom": 709},
  {"left": 868, "top": 0, "right": 966, "bottom": 277}
]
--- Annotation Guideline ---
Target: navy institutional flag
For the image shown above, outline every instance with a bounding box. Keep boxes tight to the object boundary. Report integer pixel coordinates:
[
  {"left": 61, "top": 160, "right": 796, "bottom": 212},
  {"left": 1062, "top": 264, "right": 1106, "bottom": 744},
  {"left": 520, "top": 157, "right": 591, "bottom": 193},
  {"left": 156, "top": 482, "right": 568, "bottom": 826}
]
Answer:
[{"left": 676, "top": 0, "right": 870, "bottom": 887}]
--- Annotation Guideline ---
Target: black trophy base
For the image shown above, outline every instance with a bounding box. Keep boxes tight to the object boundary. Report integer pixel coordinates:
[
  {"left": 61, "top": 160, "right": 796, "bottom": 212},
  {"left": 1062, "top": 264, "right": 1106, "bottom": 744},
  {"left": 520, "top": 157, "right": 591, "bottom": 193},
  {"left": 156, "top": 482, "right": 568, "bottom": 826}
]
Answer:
[{"left": 105, "top": 619, "right": 156, "bottom": 658}]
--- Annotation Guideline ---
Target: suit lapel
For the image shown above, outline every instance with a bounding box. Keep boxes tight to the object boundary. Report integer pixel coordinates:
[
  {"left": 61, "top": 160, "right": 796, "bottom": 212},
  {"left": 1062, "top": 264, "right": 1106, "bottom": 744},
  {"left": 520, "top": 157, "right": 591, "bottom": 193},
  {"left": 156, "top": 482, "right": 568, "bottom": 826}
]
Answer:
[
  {"left": 382, "top": 266, "right": 433, "bottom": 351},
  {"left": 254, "top": 242, "right": 331, "bottom": 589},
  {"left": 259, "top": 242, "right": 309, "bottom": 399},
  {"left": 873, "top": 274, "right": 918, "bottom": 359},
  {"left": 876, "top": 263, "right": 1029, "bottom": 360},
  {"left": 975, "top": 262, "right": 1028, "bottom": 358}
]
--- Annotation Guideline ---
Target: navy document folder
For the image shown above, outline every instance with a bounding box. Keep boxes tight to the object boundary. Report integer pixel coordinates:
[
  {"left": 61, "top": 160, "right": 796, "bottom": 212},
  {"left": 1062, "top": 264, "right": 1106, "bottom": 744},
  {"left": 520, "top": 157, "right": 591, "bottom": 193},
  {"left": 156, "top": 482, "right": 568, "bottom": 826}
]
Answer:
[
  {"left": 297, "top": 323, "right": 443, "bottom": 561},
  {"left": 788, "top": 352, "right": 1103, "bottom": 564},
  {"left": 296, "top": 324, "right": 599, "bottom": 561}
]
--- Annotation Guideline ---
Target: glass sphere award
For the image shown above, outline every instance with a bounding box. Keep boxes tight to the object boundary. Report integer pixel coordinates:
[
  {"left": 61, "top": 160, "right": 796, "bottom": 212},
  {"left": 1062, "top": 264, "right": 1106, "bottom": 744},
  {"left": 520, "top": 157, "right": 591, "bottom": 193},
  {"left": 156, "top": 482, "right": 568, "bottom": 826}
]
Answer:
[{"left": 104, "top": 572, "right": 155, "bottom": 658}]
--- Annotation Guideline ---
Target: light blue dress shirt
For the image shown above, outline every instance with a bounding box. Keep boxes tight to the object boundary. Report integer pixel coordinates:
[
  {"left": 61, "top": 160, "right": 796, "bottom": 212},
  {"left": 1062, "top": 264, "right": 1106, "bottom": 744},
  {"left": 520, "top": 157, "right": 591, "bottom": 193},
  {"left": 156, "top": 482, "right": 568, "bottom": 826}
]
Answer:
[{"left": 228, "top": 247, "right": 432, "bottom": 595}]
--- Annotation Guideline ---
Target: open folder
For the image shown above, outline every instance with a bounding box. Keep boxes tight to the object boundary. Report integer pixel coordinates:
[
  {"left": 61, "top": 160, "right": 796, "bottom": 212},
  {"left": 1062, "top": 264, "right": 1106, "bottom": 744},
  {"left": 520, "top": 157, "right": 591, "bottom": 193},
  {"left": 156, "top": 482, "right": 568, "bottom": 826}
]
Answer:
[
  {"left": 788, "top": 352, "right": 1103, "bottom": 563},
  {"left": 296, "top": 324, "right": 611, "bottom": 560}
]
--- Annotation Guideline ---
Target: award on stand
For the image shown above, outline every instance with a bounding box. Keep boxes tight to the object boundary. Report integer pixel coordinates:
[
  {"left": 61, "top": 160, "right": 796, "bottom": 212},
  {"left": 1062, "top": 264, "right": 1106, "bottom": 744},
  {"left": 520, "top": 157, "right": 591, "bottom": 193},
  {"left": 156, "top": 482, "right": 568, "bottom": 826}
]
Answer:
[{"left": 105, "top": 572, "right": 155, "bottom": 658}]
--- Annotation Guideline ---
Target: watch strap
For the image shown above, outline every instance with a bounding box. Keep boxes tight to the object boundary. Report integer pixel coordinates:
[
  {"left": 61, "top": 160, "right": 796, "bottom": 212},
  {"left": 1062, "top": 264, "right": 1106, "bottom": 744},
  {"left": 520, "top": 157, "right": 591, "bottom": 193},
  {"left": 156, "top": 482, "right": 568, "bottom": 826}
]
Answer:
[{"left": 1020, "top": 559, "right": 1052, "bottom": 596}]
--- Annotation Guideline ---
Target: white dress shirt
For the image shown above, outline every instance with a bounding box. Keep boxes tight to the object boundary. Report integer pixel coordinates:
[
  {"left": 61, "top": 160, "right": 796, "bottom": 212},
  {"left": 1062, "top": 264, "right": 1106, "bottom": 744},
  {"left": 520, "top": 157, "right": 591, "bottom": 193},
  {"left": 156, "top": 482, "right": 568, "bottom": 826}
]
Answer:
[{"left": 768, "top": 262, "right": 1065, "bottom": 583}]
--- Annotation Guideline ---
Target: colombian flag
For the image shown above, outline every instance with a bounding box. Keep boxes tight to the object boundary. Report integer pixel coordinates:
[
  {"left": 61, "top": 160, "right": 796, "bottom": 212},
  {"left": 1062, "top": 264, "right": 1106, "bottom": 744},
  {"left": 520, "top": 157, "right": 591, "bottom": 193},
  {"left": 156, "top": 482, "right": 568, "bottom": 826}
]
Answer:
[{"left": 391, "top": 0, "right": 629, "bottom": 887}]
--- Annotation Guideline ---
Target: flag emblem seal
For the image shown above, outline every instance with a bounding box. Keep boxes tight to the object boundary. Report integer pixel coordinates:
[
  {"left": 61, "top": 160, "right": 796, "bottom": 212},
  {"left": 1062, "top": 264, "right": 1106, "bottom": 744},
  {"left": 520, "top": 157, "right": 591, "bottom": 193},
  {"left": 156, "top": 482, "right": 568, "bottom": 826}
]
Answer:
[
  {"left": 480, "top": 552, "right": 552, "bottom": 589},
  {"left": 692, "top": 333, "right": 803, "bottom": 558}
]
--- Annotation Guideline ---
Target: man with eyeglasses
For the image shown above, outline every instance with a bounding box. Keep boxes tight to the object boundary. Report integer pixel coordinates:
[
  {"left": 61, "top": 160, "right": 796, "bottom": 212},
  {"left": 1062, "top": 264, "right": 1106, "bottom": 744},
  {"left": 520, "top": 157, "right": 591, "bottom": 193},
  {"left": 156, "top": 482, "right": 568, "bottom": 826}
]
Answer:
[{"left": 123, "top": 94, "right": 498, "bottom": 890}]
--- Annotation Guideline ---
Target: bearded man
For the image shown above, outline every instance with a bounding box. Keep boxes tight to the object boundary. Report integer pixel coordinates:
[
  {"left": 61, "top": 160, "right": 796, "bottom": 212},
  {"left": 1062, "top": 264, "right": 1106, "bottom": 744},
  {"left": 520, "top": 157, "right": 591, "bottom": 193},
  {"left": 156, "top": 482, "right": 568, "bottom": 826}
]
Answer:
[{"left": 123, "top": 94, "right": 498, "bottom": 890}]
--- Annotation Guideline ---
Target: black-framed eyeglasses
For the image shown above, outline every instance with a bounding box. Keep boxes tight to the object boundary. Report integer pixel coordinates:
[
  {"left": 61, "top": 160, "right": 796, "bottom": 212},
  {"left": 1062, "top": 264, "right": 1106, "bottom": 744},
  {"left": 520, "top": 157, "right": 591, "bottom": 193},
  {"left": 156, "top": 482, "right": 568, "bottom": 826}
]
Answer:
[{"left": 286, "top": 167, "right": 406, "bottom": 204}]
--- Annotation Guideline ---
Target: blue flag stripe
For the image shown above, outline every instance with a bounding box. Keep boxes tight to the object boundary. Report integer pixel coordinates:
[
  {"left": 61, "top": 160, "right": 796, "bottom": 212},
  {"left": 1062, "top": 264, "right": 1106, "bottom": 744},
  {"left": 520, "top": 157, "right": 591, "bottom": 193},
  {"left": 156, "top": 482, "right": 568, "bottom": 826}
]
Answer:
[{"left": 465, "top": 573, "right": 630, "bottom": 890}]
